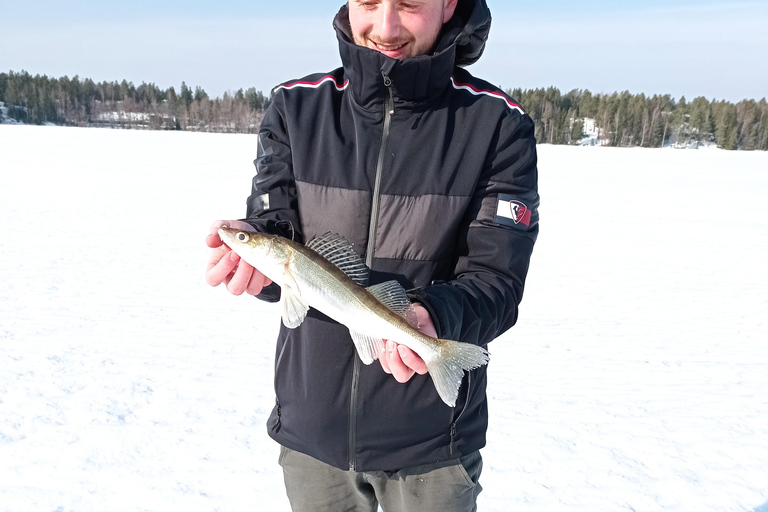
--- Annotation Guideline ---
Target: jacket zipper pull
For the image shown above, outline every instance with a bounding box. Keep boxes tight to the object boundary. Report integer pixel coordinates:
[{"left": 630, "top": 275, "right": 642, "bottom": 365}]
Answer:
[
  {"left": 449, "top": 422, "right": 457, "bottom": 455},
  {"left": 382, "top": 73, "right": 395, "bottom": 115}
]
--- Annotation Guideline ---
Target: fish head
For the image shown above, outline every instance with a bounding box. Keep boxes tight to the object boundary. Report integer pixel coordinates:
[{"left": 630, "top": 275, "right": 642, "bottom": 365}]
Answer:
[
  {"left": 217, "top": 227, "right": 291, "bottom": 286},
  {"left": 217, "top": 227, "right": 276, "bottom": 260}
]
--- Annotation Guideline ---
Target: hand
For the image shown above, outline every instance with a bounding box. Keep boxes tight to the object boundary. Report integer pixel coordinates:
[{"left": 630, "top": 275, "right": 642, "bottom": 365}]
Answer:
[
  {"left": 377, "top": 304, "right": 436, "bottom": 383},
  {"left": 205, "top": 220, "right": 272, "bottom": 296}
]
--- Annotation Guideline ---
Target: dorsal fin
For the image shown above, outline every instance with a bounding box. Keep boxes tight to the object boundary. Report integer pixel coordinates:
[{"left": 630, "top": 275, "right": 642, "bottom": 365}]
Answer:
[
  {"left": 306, "top": 233, "right": 369, "bottom": 286},
  {"left": 366, "top": 280, "right": 418, "bottom": 329}
]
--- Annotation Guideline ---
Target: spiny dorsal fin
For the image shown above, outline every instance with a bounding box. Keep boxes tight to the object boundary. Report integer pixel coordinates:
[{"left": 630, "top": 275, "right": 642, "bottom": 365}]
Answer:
[
  {"left": 307, "top": 233, "right": 369, "bottom": 286},
  {"left": 366, "top": 280, "right": 418, "bottom": 329}
]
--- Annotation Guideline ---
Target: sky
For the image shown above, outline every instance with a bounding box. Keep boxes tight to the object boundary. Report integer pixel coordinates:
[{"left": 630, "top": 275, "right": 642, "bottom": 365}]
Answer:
[{"left": 1, "top": 0, "right": 767, "bottom": 102}]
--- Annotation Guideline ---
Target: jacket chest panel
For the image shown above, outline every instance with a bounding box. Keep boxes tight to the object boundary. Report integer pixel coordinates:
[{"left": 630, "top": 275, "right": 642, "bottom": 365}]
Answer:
[
  {"left": 288, "top": 100, "right": 491, "bottom": 198},
  {"left": 295, "top": 181, "right": 371, "bottom": 251},
  {"left": 284, "top": 91, "right": 500, "bottom": 265}
]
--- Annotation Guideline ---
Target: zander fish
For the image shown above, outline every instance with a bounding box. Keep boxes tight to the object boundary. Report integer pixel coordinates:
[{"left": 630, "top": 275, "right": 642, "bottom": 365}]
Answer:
[{"left": 218, "top": 227, "right": 489, "bottom": 407}]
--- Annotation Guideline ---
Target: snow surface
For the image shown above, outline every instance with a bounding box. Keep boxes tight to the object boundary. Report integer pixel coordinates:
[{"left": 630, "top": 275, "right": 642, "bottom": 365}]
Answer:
[
  {"left": 580, "top": 117, "right": 602, "bottom": 146},
  {"left": 1, "top": 125, "right": 767, "bottom": 512}
]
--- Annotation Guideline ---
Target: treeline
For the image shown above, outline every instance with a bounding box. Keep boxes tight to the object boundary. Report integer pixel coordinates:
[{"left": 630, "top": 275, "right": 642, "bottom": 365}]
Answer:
[
  {"left": 509, "top": 87, "right": 768, "bottom": 150},
  {"left": 2, "top": 70, "right": 766, "bottom": 150},
  {"left": 0, "top": 70, "right": 269, "bottom": 132}
]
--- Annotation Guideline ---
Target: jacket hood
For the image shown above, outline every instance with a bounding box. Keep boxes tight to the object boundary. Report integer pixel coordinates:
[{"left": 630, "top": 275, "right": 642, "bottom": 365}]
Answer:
[
  {"left": 435, "top": 0, "right": 492, "bottom": 66},
  {"left": 332, "top": 0, "right": 492, "bottom": 108}
]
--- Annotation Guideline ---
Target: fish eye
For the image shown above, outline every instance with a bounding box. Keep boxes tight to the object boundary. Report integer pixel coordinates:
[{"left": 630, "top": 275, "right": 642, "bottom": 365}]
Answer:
[{"left": 236, "top": 232, "right": 249, "bottom": 242}]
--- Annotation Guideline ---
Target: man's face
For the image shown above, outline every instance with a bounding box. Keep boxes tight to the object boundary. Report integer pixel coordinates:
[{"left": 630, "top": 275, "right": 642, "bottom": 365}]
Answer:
[{"left": 348, "top": 0, "right": 459, "bottom": 60}]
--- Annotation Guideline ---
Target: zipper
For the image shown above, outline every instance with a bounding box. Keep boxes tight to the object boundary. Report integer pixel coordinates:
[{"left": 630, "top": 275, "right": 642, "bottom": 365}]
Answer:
[
  {"left": 348, "top": 356, "right": 361, "bottom": 470},
  {"left": 349, "top": 73, "right": 395, "bottom": 472},
  {"left": 449, "top": 373, "right": 471, "bottom": 456},
  {"left": 364, "top": 72, "right": 395, "bottom": 266},
  {"left": 272, "top": 340, "right": 288, "bottom": 432}
]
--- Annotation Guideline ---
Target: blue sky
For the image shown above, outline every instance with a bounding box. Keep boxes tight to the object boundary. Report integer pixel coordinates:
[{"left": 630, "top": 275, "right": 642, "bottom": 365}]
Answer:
[{"left": 2, "top": 1, "right": 767, "bottom": 101}]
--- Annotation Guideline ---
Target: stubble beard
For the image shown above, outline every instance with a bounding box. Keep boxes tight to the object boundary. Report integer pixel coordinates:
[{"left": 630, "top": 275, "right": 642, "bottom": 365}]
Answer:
[{"left": 354, "top": 18, "right": 443, "bottom": 60}]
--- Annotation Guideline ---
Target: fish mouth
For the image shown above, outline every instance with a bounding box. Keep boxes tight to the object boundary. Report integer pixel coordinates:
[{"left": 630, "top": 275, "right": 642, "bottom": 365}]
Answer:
[{"left": 217, "top": 227, "right": 239, "bottom": 248}]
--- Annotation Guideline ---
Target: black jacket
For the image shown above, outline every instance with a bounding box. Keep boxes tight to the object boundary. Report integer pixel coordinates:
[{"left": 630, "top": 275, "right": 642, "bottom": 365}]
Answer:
[{"left": 241, "top": 0, "right": 539, "bottom": 472}]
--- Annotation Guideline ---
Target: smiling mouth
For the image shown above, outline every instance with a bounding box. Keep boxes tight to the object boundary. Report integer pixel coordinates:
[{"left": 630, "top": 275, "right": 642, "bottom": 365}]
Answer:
[{"left": 371, "top": 40, "right": 408, "bottom": 54}]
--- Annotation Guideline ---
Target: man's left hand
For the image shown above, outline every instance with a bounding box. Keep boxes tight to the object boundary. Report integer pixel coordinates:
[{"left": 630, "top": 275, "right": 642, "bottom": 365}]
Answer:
[{"left": 377, "top": 303, "right": 435, "bottom": 383}]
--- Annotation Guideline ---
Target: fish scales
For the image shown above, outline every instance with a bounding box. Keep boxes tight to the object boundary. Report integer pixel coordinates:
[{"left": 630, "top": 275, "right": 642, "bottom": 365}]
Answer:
[
  {"left": 217, "top": 228, "right": 489, "bottom": 406},
  {"left": 289, "top": 241, "right": 437, "bottom": 357}
]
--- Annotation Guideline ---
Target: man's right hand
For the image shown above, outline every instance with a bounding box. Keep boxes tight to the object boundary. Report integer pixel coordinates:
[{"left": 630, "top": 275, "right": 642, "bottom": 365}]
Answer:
[{"left": 205, "top": 220, "right": 272, "bottom": 296}]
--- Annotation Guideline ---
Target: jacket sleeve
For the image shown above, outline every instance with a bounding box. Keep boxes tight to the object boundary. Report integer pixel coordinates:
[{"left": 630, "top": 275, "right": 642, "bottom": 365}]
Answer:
[
  {"left": 409, "top": 112, "right": 539, "bottom": 345},
  {"left": 239, "top": 92, "right": 301, "bottom": 302}
]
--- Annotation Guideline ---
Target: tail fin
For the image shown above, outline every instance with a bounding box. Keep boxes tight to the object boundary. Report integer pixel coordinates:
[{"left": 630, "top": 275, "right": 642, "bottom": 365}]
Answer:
[{"left": 427, "top": 340, "right": 490, "bottom": 407}]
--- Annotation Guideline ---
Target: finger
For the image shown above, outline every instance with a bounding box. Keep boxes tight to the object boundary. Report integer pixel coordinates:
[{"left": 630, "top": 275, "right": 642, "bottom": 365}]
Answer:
[
  {"left": 386, "top": 341, "right": 415, "bottom": 383},
  {"left": 413, "top": 303, "right": 438, "bottom": 338},
  {"left": 207, "top": 220, "right": 251, "bottom": 248},
  {"left": 208, "top": 219, "right": 230, "bottom": 233},
  {"left": 209, "top": 219, "right": 253, "bottom": 235},
  {"left": 245, "top": 269, "right": 272, "bottom": 296},
  {"left": 205, "top": 247, "right": 239, "bottom": 286},
  {"left": 227, "top": 256, "right": 255, "bottom": 295},
  {"left": 378, "top": 342, "right": 392, "bottom": 374},
  {"left": 206, "top": 232, "right": 224, "bottom": 248},
  {"left": 206, "top": 220, "right": 230, "bottom": 247},
  {"left": 397, "top": 346, "right": 428, "bottom": 375}
]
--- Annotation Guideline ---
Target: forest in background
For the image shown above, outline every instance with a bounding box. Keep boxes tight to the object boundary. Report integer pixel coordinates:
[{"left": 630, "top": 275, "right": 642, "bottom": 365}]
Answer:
[
  {"left": 1, "top": 70, "right": 766, "bottom": 150},
  {"left": 0, "top": 70, "right": 269, "bottom": 133},
  {"left": 511, "top": 87, "right": 768, "bottom": 150}
]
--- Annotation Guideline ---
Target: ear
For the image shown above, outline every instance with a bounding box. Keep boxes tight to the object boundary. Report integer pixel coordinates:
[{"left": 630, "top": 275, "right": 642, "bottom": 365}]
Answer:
[{"left": 443, "top": 0, "right": 459, "bottom": 23}]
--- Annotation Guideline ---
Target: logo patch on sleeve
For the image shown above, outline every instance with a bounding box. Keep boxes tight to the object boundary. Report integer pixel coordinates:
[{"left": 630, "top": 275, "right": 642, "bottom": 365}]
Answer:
[{"left": 495, "top": 194, "right": 531, "bottom": 229}]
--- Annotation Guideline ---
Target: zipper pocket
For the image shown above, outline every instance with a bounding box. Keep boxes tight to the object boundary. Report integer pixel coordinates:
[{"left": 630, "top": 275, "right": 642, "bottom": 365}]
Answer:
[
  {"left": 449, "top": 372, "right": 472, "bottom": 456},
  {"left": 271, "top": 340, "right": 289, "bottom": 433}
]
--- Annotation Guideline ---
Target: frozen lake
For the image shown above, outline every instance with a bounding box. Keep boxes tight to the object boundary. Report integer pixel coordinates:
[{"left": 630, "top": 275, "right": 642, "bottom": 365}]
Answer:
[{"left": 1, "top": 125, "right": 767, "bottom": 511}]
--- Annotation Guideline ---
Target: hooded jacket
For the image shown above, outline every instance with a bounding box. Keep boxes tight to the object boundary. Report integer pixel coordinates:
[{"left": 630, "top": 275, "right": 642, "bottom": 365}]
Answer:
[{"left": 242, "top": 0, "right": 539, "bottom": 472}]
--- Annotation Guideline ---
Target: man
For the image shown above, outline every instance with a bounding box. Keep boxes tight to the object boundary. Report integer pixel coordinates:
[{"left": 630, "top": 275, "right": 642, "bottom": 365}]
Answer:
[{"left": 206, "top": 0, "right": 538, "bottom": 510}]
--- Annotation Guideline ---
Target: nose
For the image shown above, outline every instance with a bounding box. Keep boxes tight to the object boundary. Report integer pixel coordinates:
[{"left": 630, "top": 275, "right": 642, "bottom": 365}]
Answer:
[{"left": 377, "top": 2, "right": 403, "bottom": 42}]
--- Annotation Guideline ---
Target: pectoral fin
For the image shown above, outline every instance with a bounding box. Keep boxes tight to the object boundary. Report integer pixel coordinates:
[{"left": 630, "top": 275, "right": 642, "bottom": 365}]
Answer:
[
  {"left": 349, "top": 331, "right": 384, "bottom": 365},
  {"left": 280, "top": 265, "right": 309, "bottom": 328}
]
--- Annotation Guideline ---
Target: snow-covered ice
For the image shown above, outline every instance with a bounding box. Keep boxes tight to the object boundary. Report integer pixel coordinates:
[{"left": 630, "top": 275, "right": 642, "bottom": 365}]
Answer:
[{"left": 1, "top": 125, "right": 766, "bottom": 511}]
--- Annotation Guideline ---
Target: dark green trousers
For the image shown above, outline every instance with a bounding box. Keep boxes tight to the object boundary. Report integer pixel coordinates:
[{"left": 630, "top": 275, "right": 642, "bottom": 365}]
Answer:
[{"left": 279, "top": 446, "right": 483, "bottom": 512}]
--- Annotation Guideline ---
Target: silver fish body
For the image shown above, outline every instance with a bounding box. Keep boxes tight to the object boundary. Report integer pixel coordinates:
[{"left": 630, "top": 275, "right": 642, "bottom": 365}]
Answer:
[{"left": 218, "top": 227, "right": 489, "bottom": 406}]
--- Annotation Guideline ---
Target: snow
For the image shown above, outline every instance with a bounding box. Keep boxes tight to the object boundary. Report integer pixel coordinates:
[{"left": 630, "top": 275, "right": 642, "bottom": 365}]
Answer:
[
  {"left": 95, "top": 111, "right": 151, "bottom": 123},
  {"left": 579, "top": 117, "right": 601, "bottom": 146},
  {"left": 0, "top": 102, "right": 21, "bottom": 126},
  {"left": 1, "top": 125, "right": 767, "bottom": 512}
]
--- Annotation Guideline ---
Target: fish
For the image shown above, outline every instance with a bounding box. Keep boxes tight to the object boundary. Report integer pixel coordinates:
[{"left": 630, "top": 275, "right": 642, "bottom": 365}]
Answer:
[{"left": 217, "top": 227, "right": 489, "bottom": 407}]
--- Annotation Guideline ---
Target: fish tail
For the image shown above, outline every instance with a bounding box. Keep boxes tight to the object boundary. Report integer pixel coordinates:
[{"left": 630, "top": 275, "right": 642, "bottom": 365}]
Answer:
[{"left": 426, "top": 340, "right": 490, "bottom": 407}]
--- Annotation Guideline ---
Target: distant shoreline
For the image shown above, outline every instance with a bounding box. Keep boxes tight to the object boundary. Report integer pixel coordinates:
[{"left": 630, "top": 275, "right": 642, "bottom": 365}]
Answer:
[{"left": 2, "top": 70, "right": 766, "bottom": 150}]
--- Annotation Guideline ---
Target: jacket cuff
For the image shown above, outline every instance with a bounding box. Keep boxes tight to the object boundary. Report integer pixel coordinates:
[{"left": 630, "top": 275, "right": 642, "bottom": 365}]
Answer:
[
  {"left": 407, "top": 284, "right": 458, "bottom": 341},
  {"left": 255, "top": 281, "right": 281, "bottom": 303},
  {"left": 239, "top": 218, "right": 297, "bottom": 240}
]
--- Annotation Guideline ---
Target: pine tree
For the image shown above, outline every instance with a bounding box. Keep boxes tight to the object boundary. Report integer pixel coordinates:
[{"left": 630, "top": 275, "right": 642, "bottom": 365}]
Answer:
[
  {"left": 194, "top": 86, "right": 208, "bottom": 103},
  {"left": 571, "top": 118, "right": 584, "bottom": 144},
  {"left": 689, "top": 97, "right": 711, "bottom": 147},
  {"left": 757, "top": 99, "right": 768, "bottom": 150},
  {"left": 0, "top": 72, "right": 7, "bottom": 104},
  {"left": 714, "top": 101, "right": 739, "bottom": 150}
]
